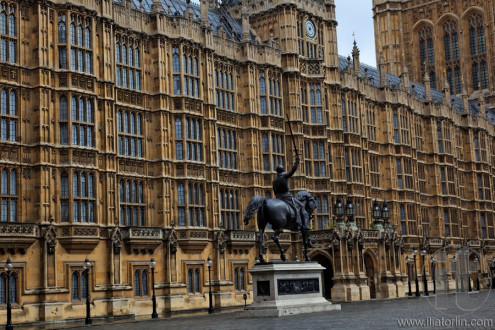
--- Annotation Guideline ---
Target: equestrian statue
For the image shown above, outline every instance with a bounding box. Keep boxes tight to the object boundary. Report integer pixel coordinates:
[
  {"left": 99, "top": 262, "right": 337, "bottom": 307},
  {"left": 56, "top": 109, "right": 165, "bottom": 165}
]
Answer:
[{"left": 244, "top": 116, "right": 316, "bottom": 263}]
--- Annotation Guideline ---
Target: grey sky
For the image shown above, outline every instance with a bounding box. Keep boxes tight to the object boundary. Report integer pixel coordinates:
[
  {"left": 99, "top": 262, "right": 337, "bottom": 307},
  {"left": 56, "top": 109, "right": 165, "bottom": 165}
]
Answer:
[{"left": 335, "top": 0, "right": 377, "bottom": 67}]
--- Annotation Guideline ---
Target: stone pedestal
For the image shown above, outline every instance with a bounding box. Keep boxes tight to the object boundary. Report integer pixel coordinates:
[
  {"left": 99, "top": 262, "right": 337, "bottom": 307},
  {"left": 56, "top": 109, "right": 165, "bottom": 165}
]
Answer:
[{"left": 240, "top": 261, "right": 340, "bottom": 317}]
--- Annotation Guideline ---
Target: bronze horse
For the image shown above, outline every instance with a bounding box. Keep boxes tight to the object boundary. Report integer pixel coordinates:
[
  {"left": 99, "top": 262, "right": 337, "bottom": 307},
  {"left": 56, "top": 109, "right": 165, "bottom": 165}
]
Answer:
[{"left": 243, "top": 190, "right": 316, "bottom": 263}]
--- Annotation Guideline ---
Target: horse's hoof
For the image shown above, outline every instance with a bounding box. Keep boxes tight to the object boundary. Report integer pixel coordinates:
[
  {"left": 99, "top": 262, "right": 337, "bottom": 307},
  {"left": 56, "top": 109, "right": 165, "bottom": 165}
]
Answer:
[
  {"left": 281, "top": 254, "right": 286, "bottom": 261},
  {"left": 305, "top": 257, "right": 311, "bottom": 262}
]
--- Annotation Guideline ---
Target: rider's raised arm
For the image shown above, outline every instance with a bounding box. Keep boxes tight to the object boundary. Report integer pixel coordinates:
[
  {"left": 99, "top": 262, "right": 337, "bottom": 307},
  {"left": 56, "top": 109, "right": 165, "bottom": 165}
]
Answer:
[{"left": 284, "top": 156, "right": 300, "bottom": 178}]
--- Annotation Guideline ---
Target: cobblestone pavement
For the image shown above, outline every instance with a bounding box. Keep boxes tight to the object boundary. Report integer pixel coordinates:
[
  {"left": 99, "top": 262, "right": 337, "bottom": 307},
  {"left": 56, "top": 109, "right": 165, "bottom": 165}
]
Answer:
[{"left": 18, "top": 290, "right": 495, "bottom": 330}]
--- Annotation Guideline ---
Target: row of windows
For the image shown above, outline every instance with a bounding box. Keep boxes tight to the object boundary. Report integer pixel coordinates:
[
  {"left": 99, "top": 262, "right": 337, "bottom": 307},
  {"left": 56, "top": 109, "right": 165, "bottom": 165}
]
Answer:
[
  {"left": 177, "top": 183, "right": 205, "bottom": 227},
  {"left": 259, "top": 72, "right": 282, "bottom": 116},
  {"left": 219, "top": 188, "right": 240, "bottom": 230},
  {"left": 0, "top": 169, "right": 16, "bottom": 222},
  {"left": 0, "top": 89, "right": 16, "bottom": 141},
  {"left": 217, "top": 128, "right": 237, "bottom": 170},
  {"left": 0, "top": 4, "right": 16, "bottom": 64},
  {"left": 215, "top": 68, "right": 235, "bottom": 111},
  {"left": 417, "top": 14, "right": 488, "bottom": 91},
  {"left": 175, "top": 118, "right": 203, "bottom": 161}
]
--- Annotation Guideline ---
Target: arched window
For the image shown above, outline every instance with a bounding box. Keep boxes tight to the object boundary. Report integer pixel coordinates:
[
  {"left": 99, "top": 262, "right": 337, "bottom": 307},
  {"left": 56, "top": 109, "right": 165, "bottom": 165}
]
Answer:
[
  {"left": 0, "top": 89, "right": 16, "bottom": 142},
  {"left": 259, "top": 72, "right": 267, "bottom": 114},
  {"left": 142, "top": 270, "right": 148, "bottom": 296},
  {"left": 187, "top": 269, "right": 193, "bottom": 293},
  {"left": 68, "top": 14, "right": 92, "bottom": 73},
  {"left": 134, "top": 270, "right": 140, "bottom": 296},
  {"left": 119, "top": 179, "right": 145, "bottom": 227},
  {"left": 468, "top": 14, "right": 488, "bottom": 90},
  {"left": 71, "top": 272, "right": 79, "bottom": 300},
  {"left": 418, "top": 26, "right": 436, "bottom": 89},
  {"left": 194, "top": 268, "right": 200, "bottom": 293},
  {"left": 0, "top": 169, "right": 17, "bottom": 222},
  {"left": 58, "top": 20, "right": 66, "bottom": 43},
  {"left": 240, "top": 268, "right": 245, "bottom": 290}
]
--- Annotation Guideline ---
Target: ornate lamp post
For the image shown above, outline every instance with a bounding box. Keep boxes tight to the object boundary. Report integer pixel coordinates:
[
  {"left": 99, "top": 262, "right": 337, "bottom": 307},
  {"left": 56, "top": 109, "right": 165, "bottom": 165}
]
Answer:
[
  {"left": 421, "top": 249, "right": 429, "bottom": 296},
  {"left": 474, "top": 256, "right": 480, "bottom": 291},
  {"left": 334, "top": 197, "right": 345, "bottom": 231},
  {"left": 406, "top": 256, "right": 412, "bottom": 296},
  {"left": 430, "top": 257, "right": 436, "bottom": 294},
  {"left": 412, "top": 248, "right": 420, "bottom": 297},
  {"left": 207, "top": 256, "right": 214, "bottom": 314},
  {"left": 381, "top": 201, "right": 391, "bottom": 229},
  {"left": 150, "top": 258, "right": 158, "bottom": 318},
  {"left": 372, "top": 200, "right": 382, "bottom": 230},
  {"left": 83, "top": 257, "right": 92, "bottom": 325},
  {"left": 4, "top": 257, "right": 13, "bottom": 330}
]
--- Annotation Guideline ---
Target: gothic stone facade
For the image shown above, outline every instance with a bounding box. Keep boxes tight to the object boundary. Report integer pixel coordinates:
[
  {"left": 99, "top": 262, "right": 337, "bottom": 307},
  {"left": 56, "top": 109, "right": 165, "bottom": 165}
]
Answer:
[
  {"left": 0, "top": 0, "right": 493, "bottom": 324},
  {"left": 373, "top": 0, "right": 494, "bottom": 103}
]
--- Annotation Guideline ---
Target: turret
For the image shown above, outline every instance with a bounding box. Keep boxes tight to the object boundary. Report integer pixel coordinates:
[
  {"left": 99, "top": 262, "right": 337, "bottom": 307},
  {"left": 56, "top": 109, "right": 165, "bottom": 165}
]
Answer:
[
  {"left": 423, "top": 71, "right": 431, "bottom": 102},
  {"left": 442, "top": 78, "right": 450, "bottom": 106},
  {"left": 201, "top": 0, "right": 210, "bottom": 27},
  {"left": 151, "top": 0, "right": 164, "bottom": 14},
  {"left": 378, "top": 54, "right": 386, "bottom": 87},
  {"left": 241, "top": 5, "right": 250, "bottom": 41},
  {"left": 401, "top": 64, "right": 409, "bottom": 91},
  {"left": 352, "top": 40, "right": 360, "bottom": 76}
]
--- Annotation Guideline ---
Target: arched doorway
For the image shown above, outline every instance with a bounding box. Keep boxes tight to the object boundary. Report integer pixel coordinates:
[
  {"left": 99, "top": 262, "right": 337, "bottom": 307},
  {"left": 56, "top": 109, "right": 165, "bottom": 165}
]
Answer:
[
  {"left": 311, "top": 253, "right": 334, "bottom": 300},
  {"left": 364, "top": 251, "right": 377, "bottom": 299}
]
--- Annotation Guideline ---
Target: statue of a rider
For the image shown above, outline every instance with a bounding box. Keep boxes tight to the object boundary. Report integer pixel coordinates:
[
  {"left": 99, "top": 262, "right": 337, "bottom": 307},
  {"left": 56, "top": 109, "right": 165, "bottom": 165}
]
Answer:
[{"left": 272, "top": 155, "right": 312, "bottom": 247}]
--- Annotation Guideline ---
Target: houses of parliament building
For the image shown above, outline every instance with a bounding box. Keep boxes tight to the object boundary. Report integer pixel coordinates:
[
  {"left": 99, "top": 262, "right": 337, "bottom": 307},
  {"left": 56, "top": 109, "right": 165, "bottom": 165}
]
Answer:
[{"left": 0, "top": 0, "right": 493, "bottom": 323}]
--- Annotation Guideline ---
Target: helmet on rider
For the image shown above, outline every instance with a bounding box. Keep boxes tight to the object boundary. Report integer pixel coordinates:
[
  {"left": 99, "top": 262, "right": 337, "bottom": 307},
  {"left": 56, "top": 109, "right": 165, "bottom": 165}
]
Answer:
[{"left": 276, "top": 164, "right": 284, "bottom": 173}]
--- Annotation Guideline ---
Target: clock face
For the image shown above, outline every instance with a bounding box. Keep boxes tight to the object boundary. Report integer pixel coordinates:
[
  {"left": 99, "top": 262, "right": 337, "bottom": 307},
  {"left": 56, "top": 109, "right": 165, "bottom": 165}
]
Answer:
[{"left": 305, "top": 20, "right": 316, "bottom": 38}]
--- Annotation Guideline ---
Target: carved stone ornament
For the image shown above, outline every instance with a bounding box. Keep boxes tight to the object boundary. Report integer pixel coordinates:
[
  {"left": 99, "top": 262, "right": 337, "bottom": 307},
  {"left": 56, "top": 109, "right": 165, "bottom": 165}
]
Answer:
[
  {"left": 110, "top": 227, "right": 122, "bottom": 254},
  {"left": 168, "top": 228, "right": 178, "bottom": 255},
  {"left": 43, "top": 224, "right": 57, "bottom": 255},
  {"left": 216, "top": 230, "right": 226, "bottom": 254}
]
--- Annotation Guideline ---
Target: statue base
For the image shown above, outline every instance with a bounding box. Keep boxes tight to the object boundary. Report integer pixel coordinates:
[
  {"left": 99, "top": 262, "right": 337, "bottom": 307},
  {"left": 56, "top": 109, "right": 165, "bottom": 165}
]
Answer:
[{"left": 239, "top": 261, "right": 341, "bottom": 318}]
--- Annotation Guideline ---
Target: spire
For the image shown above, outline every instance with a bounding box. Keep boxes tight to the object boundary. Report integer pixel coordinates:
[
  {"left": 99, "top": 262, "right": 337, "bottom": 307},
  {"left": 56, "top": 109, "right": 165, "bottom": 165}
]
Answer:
[
  {"left": 201, "top": 0, "right": 210, "bottom": 27},
  {"left": 151, "top": 0, "right": 164, "bottom": 14},
  {"left": 423, "top": 71, "right": 431, "bottom": 102},
  {"left": 462, "top": 81, "right": 469, "bottom": 113},
  {"left": 442, "top": 77, "right": 451, "bottom": 106},
  {"left": 352, "top": 39, "right": 361, "bottom": 76},
  {"left": 378, "top": 53, "right": 386, "bottom": 87},
  {"left": 479, "top": 92, "right": 486, "bottom": 115},
  {"left": 241, "top": 5, "right": 250, "bottom": 41},
  {"left": 401, "top": 64, "right": 409, "bottom": 90}
]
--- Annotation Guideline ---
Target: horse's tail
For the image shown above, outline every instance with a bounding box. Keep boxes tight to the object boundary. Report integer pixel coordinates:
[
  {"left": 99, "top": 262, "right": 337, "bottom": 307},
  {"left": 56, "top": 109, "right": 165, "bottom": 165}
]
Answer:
[{"left": 244, "top": 195, "right": 265, "bottom": 225}]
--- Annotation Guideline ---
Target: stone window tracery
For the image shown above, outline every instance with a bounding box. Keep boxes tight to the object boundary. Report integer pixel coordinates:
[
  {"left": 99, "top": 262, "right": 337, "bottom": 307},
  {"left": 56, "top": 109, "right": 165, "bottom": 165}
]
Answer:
[
  {"left": 261, "top": 132, "right": 284, "bottom": 172},
  {"left": 115, "top": 35, "right": 141, "bottom": 90},
  {"left": 175, "top": 117, "right": 203, "bottom": 162},
  {"left": 117, "top": 110, "right": 144, "bottom": 157},
  {"left": 214, "top": 63, "right": 235, "bottom": 111},
  {"left": 217, "top": 127, "right": 237, "bottom": 170},
  {"left": 177, "top": 182, "right": 205, "bottom": 227},
  {"left": 468, "top": 14, "right": 488, "bottom": 90},
  {"left": 0, "top": 271, "right": 16, "bottom": 304},
  {"left": 134, "top": 269, "right": 148, "bottom": 297},
  {"left": 418, "top": 26, "right": 436, "bottom": 90},
  {"left": 443, "top": 20, "right": 461, "bottom": 94},
  {"left": 67, "top": 13, "right": 92, "bottom": 74},
  {"left": 60, "top": 95, "right": 94, "bottom": 147},
  {"left": 0, "top": 168, "right": 16, "bottom": 222},
  {"left": 219, "top": 188, "right": 240, "bottom": 230},
  {"left": 234, "top": 266, "right": 246, "bottom": 291},
  {"left": 119, "top": 179, "right": 145, "bottom": 227},
  {"left": 71, "top": 270, "right": 88, "bottom": 301},
  {"left": 60, "top": 171, "right": 95, "bottom": 223},
  {"left": 0, "top": 2, "right": 16, "bottom": 64},
  {"left": 315, "top": 195, "right": 329, "bottom": 230},
  {"left": 187, "top": 266, "right": 201, "bottom": 294},
  {"left": 0, "top": 88, "right": 16, "bottom": 142}
]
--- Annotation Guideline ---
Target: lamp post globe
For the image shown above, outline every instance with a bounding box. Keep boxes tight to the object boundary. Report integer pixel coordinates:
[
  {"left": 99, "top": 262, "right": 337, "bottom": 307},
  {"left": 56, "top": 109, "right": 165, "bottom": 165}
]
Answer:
[
  {"left": 150, "top": 258, "right": 158, "bottom": 318},
  {"left": 412, "top": 248, "right": 420, "bottom": 297},
  {"left": 207, "top": 257, "right": 214, "bottom": 314},
  {"left": 5, "top": 257, "right": 13, "bottom": 330},
  {"left": 83, "top": 257, "right": 92, "bottom": 325}
]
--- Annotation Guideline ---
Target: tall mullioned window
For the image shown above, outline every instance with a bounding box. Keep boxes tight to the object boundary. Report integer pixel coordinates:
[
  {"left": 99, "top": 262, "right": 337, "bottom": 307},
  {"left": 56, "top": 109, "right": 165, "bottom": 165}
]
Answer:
[
  {"left": 61, "top": 96, "right": 94, "bottom": 147},
  {"left": 315, "top": 195, "right": 329, "bottom": 230},
  {"left": 60, "top": 171, "right": 95, "bottom": 223},
  {"left": 0, "top": 3, "right": 16, "bottom": 63},
  {"left": 259, "top": 70, "right": 282, "bottom": 116},
  {"left": 262, "top": 133, "right": 284, "bottom": 172},
  {"left": 215, "top": 64, "right": 235, "bottom": 111},
  {"left": 309, "top": 83, "right": 322, "bottom": 124},
  {"left": 0, "top": 271, "right": 17, "bottom": 304},
  {"left": 419, "top": 26, "right": 436, "bottom": 89},
  {"left": 69, "top": 14, "right": 92, "bottom": 73},
  {"left": 468, "top": 14, "right": 488, "bottom": 90},
  {"left": 117, "top": 110, "right": 143, "bottom": 157},
  {"left": 219, "top": 188, "right": 240, "bottom": 230},
  {"left": 217, "top": 127, "right": 237, "bottom": 169},
  {"left": 119, "top": 179, "right": 145, "bottom": 227},
  {"left": 177, "top": 183, "right": 205, "bottom": 227},
  {"left": 172, "top": 46, "right": 200, "bottom": 97},
  {"left": 0, "top": 168, "right": 16, "bottom": 222},
  {"left": 134, "top": 269, "right": 148, "bottom": 297},
  {"left": 115, "top": 35, "right": 141, "bottom": 90},
  {"left": 175, "top": 117, "right": 203, "bottom": 162},
  {"left": 0, "top": 88, "right": 16, "bottom": 142},
  {"left": 443, "top": 20, "right": 461, "bottom": 94}
]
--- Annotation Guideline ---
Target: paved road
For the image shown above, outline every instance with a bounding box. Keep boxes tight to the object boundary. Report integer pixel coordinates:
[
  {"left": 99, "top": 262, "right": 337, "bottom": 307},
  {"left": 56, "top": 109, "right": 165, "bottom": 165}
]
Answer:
[{"left": 19, "top": 291, "right": 495, "bottom": 330}]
